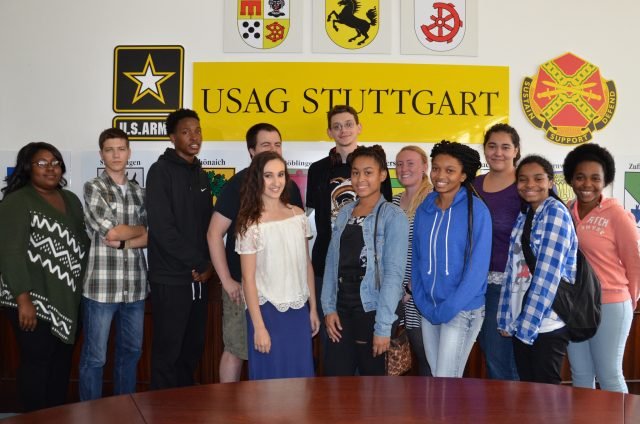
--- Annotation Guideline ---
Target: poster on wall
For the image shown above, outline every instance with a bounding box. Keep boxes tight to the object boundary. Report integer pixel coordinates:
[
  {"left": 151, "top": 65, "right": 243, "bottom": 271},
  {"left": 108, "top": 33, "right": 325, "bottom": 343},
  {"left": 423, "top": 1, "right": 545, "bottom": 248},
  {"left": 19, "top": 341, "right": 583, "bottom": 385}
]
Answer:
[
  {"left": 312, "top": 0, "right": 391, "bottom": 53},
  {"left": 112, "top": 46, "right": 184, "bottom": 113},
  {"left": 400, "top": 0, "right": 478, "bottom": 56},
  {"left": 521, "top": 52, "right": 617, "bottom": 146},
  {"left": 616, "top": 158, "right": 640, "bottom": 231},
  {"left": 193, "top": 62, "right": 509, "bottom": 143},
  {"left": 224, "top": 0, "right": 303, "bottom": 52},
  {"left": 0, "top": 151, "right": 18, "bottom": 200}
]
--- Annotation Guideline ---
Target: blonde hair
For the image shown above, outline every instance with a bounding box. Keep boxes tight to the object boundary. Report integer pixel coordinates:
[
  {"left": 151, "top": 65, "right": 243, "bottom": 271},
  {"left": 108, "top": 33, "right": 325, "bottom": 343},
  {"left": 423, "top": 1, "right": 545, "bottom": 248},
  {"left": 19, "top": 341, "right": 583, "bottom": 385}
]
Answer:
[{"left": 397, "top": 145, "right": 432, "bottom": 217}]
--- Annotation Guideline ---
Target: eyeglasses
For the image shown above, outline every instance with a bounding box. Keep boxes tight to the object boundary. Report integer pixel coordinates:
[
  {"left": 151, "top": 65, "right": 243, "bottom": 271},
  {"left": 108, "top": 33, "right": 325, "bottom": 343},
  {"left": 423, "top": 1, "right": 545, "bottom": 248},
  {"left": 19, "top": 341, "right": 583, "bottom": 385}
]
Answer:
[
  {"left": 331, "top": 121, "right": 356, "bottom": 132},
  {"left": 32, "top": 160, "right": 62, "bottom": 169}
]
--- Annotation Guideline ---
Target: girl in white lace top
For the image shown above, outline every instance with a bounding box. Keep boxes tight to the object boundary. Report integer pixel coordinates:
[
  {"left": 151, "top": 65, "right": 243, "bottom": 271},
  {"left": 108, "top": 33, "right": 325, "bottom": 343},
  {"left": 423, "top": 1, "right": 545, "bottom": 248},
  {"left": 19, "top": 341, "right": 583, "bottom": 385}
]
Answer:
[{"left": 235, "top": 151, "right": 320, "bottom": 380}]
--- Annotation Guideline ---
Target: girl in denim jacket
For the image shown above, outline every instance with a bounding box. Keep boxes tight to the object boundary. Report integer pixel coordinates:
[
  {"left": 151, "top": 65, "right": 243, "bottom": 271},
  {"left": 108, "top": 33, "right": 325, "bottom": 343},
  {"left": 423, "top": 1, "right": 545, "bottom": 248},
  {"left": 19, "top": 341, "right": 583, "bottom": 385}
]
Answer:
[{"left": 321, "top": 145, "right": 408, "bottom": 376}]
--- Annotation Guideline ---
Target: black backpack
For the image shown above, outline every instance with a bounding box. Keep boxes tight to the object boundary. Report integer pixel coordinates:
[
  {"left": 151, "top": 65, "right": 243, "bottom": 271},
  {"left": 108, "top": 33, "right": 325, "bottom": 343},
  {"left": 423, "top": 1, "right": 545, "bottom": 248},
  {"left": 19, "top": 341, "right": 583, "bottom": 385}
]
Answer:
[{"left": 520, "top": 207, "right": 602, "bottom": 342}]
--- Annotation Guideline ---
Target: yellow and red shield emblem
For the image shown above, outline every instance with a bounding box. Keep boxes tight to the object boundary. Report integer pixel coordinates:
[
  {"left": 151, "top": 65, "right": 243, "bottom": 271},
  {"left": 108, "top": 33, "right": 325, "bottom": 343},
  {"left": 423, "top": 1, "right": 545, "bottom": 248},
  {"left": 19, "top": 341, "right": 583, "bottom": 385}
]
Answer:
[
  {"left": 325, "top": 0, "right": 379, "bottom": 49},
  {"left": 522, "top": 52, "right": 616, "bottom": 145},
  {"left": 237, "top": 0, "right": 290, "bottom": 49}
]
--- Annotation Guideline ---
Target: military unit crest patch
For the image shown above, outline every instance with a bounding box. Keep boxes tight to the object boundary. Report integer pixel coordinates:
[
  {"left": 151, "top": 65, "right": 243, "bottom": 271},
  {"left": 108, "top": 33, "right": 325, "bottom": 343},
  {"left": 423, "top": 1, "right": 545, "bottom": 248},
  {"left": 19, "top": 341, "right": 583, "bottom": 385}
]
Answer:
[{"left": 522, "top": 52, "right": 617, "bottom": 145}]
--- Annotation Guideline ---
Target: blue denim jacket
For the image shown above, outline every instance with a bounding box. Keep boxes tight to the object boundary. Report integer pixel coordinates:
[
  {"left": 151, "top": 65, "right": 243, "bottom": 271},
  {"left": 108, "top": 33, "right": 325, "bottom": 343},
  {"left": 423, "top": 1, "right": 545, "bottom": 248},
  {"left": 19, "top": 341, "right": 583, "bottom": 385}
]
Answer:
[{"left": 321, "top": 196, "right": 409, "bottom": 337}]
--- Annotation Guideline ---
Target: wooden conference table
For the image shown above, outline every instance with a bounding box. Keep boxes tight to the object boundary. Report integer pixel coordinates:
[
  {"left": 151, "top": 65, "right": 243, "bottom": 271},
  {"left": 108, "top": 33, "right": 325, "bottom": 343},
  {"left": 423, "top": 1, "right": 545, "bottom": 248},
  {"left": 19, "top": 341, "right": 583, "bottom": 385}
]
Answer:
[{"left": 3, "top": 377, "right": 639, "bottom": 423}]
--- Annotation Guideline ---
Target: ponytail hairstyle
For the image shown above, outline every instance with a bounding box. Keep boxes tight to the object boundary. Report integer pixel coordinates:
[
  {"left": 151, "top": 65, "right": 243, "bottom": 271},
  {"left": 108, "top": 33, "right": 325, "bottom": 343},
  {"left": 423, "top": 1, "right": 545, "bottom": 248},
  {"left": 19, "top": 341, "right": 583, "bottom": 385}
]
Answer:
[
  {"left": 516, "top": 155, "right": 563, "bottom": 211},
  {"left": 236, "top": 151, "right": 290, "bottom": 237},
  {"left": 397, "top": 145, "right": 432, "bottom": 218},
  {"left": 430, "top": 140, "right": 482, "bottom": 269}
]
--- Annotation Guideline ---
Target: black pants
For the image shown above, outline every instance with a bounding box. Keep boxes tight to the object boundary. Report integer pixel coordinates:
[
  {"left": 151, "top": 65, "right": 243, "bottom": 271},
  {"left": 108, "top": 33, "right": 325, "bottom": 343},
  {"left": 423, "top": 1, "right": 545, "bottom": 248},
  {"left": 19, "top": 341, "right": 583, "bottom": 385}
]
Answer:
[
  {"left": 324, "top": 279, "right": 385, "bottom": 376},
  {"left": 150, "top": 282, "right": 208, "bottom": 390},
  {"left": 6, "top": 308, "right": 74, "bottom": 412},
  {"left": 513, "top": 326, "right": 569, "bottom": 384}
]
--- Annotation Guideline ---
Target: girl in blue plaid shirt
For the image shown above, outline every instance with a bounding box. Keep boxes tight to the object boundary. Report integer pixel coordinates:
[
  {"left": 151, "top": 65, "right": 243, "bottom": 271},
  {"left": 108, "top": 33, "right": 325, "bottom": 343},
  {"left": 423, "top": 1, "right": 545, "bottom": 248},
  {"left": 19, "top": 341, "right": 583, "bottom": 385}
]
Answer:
[{"left": 497, "top": 155, "right": 577, "bottom": 384}]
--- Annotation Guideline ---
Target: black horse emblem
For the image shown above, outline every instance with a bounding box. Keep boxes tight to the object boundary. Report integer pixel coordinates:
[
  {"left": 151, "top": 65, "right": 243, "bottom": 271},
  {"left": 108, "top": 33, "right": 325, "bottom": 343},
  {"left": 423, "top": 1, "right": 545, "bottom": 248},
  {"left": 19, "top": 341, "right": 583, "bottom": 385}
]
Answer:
[{"left": 327, "top": 0, "right": 378, "bottom": 46}]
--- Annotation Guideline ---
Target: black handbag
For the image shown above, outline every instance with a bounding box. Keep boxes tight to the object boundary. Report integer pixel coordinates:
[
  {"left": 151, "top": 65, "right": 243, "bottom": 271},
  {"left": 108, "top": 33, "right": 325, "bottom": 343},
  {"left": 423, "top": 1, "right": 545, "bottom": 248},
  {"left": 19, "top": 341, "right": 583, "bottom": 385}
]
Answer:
[{"left": 520, "top": 207, "right": 601, "bottom": 342}]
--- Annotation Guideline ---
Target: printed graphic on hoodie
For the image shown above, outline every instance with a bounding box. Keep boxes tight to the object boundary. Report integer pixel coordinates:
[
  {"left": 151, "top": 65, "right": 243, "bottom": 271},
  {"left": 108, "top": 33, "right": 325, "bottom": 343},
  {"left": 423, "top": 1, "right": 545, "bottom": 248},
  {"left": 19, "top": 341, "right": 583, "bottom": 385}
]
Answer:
[{"left": 329, "top": 177, "right": 356, "bottom": 225}]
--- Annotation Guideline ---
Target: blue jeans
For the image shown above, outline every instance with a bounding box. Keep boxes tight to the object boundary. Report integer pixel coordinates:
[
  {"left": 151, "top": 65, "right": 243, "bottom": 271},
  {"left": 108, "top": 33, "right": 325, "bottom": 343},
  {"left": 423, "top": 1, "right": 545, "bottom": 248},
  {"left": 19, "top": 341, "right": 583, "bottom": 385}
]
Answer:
[
  {"left": 79, "top": 297, "right": 145, "bottom": 400},
  {"left": 567, "top": 300, "right": 633, "bottom": 393},
  {"left": 421, "top": 306, "right": 484, "bottom": 377},
  {"left": 478, "top": 282, "right": 519, "bottom": 380}
]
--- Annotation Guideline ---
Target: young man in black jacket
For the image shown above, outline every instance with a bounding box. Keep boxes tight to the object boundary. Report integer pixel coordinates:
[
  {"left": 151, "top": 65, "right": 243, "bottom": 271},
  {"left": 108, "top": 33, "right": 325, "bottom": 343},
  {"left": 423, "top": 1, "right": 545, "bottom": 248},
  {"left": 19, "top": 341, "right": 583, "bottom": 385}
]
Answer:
[{"left": 146, "top": 109, "right": 214, "bottom": 389}]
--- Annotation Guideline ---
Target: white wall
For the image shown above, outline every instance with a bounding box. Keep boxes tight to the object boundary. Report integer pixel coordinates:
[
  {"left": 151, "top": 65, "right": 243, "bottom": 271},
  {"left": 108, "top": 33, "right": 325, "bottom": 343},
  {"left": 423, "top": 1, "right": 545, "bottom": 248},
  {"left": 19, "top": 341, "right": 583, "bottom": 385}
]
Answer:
[{"left": 0, "top": 0, "right": 637, "bottom": 205}]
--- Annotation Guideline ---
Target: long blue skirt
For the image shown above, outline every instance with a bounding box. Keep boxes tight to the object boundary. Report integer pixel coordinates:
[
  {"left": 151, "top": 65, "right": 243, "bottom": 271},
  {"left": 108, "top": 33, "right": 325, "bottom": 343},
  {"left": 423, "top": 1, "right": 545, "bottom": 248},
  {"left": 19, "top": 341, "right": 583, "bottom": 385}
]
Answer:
[{"left": 246, "top": 302, "right": 314, "bottom": 380}]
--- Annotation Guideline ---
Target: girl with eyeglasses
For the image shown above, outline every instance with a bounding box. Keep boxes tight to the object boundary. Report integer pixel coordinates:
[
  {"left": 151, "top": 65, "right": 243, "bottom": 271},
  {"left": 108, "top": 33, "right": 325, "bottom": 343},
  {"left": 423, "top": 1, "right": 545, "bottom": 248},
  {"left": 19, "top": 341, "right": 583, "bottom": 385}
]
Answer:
[{"left": 0, "top": 142, "right": 89, "bottom": 411}]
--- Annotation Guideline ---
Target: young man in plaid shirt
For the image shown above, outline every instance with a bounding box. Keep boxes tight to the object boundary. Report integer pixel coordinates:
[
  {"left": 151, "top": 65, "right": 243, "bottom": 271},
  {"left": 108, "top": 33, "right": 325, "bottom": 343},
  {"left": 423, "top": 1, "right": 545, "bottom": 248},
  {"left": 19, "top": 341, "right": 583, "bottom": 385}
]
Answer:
[{"left": 79, "top": 128, "right": 148, "bottom": 400}]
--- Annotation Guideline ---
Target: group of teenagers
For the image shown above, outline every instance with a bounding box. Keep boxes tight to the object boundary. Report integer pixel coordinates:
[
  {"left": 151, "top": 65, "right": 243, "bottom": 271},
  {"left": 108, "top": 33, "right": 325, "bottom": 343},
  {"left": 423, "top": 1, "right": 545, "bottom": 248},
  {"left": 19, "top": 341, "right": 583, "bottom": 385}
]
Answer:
[{"left": 0, "top": 105, "right": 638, "bottom": 413}]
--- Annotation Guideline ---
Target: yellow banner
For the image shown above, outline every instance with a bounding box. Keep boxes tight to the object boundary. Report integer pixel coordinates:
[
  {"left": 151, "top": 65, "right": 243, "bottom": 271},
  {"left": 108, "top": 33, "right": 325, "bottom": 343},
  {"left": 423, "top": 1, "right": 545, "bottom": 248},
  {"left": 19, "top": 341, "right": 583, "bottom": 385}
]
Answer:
[{"left": 193, "top": 62, "right": 509, "bottom": 143}]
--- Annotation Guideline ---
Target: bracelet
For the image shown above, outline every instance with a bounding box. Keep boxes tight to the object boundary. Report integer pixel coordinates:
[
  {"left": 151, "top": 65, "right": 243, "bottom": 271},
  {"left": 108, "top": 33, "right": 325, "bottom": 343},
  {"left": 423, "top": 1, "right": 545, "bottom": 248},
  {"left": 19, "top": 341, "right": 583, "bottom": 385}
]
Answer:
[{"left": 118, "top": 240, "right": 125, "bottom": 250}]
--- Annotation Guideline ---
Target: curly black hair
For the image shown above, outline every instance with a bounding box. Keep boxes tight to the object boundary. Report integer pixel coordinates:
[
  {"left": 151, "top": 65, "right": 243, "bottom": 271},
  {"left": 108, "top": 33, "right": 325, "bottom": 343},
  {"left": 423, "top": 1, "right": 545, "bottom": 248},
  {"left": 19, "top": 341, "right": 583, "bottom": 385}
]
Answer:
[
  {"left": 430, "top": 140, "right": 483, "bottom": 272},
  {"left": 562, "top": 143, "right": 615, "bottom": 186},
  {"left": 2, "top": 142, "right": 67, "bottom": 197},
  {"left": 166, "top": 108, "right": 200, "bottom": 135}
]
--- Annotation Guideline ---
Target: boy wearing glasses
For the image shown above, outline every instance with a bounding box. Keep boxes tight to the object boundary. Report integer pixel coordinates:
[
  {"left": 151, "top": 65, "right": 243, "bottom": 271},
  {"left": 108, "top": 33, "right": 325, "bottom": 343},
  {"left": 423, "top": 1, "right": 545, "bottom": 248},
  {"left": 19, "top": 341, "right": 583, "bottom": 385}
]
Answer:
[
  {"left": 79, "top": 128, "right": 148, "bottom": 400},
  {"left": 305, "top": 105, "right": 391, "bottom": 369}
]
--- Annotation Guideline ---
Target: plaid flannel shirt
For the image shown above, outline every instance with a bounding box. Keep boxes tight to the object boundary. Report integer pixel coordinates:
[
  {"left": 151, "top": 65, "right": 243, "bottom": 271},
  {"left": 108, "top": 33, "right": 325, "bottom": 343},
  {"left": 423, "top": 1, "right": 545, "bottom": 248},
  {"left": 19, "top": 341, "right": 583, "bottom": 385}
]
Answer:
[
  {"left": 497, "top": 196, "right": 577, "bottom": 345},
  {"left": 82, "top": 171, "right": 148, "bottom": 303}
]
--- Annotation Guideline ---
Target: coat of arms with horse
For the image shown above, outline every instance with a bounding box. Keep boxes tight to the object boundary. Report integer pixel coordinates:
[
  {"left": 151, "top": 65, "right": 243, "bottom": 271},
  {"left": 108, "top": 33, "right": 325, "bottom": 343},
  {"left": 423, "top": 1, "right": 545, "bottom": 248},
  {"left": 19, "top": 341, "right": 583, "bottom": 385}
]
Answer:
[{"left": 325, "top": 0, "right": 379, "bottom": 49}]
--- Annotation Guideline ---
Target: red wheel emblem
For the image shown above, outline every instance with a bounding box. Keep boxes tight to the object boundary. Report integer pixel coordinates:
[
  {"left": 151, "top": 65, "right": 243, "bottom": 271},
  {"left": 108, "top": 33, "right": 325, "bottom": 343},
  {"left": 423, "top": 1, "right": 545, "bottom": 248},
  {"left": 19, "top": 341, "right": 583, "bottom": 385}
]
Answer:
[{"left": 421, "top": 2, "right": 463, "bottom": 43}]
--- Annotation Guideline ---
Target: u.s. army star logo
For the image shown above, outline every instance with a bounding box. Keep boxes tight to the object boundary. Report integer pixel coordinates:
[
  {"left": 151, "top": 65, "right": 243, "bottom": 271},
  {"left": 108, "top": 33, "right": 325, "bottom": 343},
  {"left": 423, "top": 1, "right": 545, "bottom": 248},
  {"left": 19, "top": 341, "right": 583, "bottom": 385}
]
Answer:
[{"left": 113, "top": 45, "right": 184, "bottom": 112}]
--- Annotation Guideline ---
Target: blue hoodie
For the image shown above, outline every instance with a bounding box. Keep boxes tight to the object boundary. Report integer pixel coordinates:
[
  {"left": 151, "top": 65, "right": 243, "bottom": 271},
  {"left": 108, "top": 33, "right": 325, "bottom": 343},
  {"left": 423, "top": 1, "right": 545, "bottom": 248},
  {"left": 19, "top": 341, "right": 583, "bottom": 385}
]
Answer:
[{"left": 412, "top": 187, "right": 492, "bottom": 325}]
